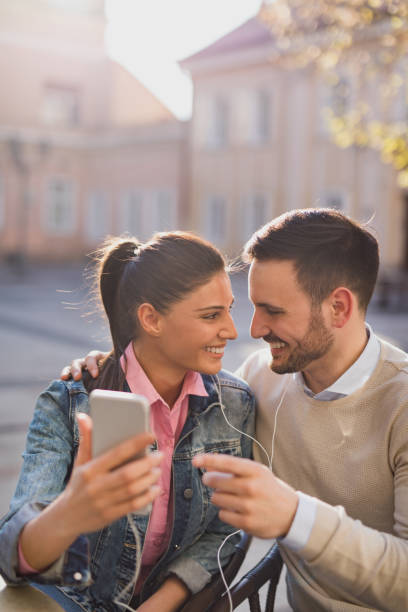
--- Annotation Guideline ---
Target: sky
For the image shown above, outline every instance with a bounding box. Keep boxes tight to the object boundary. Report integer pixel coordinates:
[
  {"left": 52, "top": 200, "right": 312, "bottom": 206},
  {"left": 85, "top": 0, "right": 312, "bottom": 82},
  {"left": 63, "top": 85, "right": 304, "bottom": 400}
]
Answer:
[{"left": 105, "top": 0, "right": 263, "bottom": 120}]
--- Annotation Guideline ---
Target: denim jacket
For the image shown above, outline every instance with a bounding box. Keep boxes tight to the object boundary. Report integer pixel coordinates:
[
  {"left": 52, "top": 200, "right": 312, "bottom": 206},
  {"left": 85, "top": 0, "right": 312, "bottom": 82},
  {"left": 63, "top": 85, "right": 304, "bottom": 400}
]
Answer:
[{"left": 0, "top": 370, "right": 255, "bottom": 612}]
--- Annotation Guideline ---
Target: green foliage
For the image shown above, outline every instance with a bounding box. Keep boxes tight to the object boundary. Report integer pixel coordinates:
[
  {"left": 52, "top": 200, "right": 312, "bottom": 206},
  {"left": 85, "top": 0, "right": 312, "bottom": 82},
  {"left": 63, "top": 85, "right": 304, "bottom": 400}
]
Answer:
[{"left": 260, "top": 0, "right": 408, "bottom": 181}]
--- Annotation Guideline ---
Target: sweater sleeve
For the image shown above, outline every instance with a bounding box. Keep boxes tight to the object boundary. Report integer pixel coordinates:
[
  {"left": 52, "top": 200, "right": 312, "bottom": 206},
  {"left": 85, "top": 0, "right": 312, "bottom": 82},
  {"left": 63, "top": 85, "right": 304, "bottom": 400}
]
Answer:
[
  {"left": 292, "top": 499, "right": 408, "bottom": 611},
  {"left": 290, "top": 406, "right": 408, "bottom": 612}
]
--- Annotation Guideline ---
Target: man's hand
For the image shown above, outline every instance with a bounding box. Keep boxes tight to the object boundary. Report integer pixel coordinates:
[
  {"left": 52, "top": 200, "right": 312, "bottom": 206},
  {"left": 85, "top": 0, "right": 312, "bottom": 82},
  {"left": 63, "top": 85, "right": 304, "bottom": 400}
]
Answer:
[
  {"left": 60, "top": 350, "right": 108, "bottom": 381},
  {"left": 192, "top": 454, "right": 298, "bottom": 539}
]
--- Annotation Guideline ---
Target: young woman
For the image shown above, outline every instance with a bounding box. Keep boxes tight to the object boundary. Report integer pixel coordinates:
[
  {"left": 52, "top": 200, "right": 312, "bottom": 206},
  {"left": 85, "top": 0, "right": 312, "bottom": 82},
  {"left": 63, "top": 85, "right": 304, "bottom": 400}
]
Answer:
[{"left": 0, "top": 233, "right": 255, "bottom": 612}]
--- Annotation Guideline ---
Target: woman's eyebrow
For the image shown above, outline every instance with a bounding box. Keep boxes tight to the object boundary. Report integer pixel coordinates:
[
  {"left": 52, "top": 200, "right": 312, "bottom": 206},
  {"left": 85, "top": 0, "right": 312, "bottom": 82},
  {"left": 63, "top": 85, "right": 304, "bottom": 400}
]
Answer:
[
  {"left": 194, "top": 297, "right": 235, "bottom": 312},
  {"left": 194, "top": 305, "right": 225, "bottom": 312}
]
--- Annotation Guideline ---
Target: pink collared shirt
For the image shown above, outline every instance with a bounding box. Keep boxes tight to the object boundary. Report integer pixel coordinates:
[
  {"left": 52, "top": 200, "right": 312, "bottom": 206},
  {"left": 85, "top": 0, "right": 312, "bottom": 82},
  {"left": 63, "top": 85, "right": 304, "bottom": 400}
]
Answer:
[
  {"left": 18, "top": 343, "right": 208, "bottom": 580},
  {"left": 121, "top": 342, "right": 208, "bottom": 590}
]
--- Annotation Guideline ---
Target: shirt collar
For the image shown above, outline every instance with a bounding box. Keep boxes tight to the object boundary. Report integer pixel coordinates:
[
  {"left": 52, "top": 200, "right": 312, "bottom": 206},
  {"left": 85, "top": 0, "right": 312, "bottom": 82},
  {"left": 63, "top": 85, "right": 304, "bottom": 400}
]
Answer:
[
  {"left": 121, "top": 342, "right": 208, "bottom": 407},
  {"left": 297, "top": 324, "right": 380, "bottom": 400}
]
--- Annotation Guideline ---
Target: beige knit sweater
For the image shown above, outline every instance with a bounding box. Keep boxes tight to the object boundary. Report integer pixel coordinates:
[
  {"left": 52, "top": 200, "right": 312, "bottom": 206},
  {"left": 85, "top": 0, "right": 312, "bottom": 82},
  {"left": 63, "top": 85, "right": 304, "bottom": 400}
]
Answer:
[{"left": 236, "top": 338, "right": 408, "bottom": 611}]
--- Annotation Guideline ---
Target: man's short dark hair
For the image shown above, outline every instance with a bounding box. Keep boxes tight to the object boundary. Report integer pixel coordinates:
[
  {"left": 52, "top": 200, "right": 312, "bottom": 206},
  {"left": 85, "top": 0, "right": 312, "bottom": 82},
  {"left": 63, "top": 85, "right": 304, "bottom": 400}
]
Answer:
[{"left": 243, "top": 208, "right": 379, "bottom": 312}]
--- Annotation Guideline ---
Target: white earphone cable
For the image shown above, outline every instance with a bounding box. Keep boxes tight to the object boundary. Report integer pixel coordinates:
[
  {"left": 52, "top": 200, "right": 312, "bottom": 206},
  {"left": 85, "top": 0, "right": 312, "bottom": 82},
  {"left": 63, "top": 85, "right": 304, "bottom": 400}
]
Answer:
[
  {"left": 210, "top": 373, "right": 289, "bottom": 612},
  {"left": 114, "top": 372, "right": 289, "bottom": 612},
  {"left": 113, "top": 513, "right": 142, "bottom": 612}
]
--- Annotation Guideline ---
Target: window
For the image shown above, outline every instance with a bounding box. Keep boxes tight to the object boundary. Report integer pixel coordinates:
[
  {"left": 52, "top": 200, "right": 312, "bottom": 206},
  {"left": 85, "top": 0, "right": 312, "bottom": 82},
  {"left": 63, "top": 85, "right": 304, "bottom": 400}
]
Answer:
[
  {"left": 45, "top": 178, "right": 76, "bottom": 235},
  {"left": 208, "top": 97, "right": 229, "bottom": 148},
  {"left": 0, "top": 175, "right": 4, "bottom": 230},
  {"left": 393, "top": 65, "right": 408, "bottom": 123},
  {"left": 86, "top": 191, "right": 109, "bottom": 242},
  {"left": 203, "top": 196, "right": 227, "bottom": 246},
  {"left": 331, "top": 77, "right": 350, "bottom": 117},
  {"left": 42, "top": 84, "right": 80, "bottom": 127},
  {"left": 120, "top": 191, "right": 144, "bottom": 237},
  {"left": 243, "top": 194, "right": 268, "bottom": 240},
  {"left": 251, "top": 91, "right": 270, "bottom": 143},
  {"left": 319, "top": 77, "right": 351, "bottom": 135},
  {"left": 322, "top": 190, "right": 349, "bottom": 213},
  {"left": 151, "top": 191, "right": 176, "bottom": 233}
]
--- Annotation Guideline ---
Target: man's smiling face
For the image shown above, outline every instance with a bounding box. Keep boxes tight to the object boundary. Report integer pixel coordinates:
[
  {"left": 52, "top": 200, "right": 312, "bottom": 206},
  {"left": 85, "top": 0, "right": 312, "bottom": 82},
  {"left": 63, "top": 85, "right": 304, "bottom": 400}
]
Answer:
[{"left": 248, "top": 259, "right": 334, "bottom": 374}]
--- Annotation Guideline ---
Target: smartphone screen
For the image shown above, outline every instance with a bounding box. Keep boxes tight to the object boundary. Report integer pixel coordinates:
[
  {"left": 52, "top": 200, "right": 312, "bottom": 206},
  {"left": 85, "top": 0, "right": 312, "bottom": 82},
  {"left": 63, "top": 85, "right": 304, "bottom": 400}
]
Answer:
[{"left": 89, "top": 389, "right": 150, "bottom": 460}]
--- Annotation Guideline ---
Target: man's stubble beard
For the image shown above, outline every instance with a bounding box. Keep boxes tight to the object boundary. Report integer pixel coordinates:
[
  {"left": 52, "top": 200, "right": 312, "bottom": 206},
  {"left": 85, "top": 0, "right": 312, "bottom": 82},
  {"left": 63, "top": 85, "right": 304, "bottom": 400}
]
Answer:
[{"left": 270, "top": 306, "right": 334, "bottom": 375}]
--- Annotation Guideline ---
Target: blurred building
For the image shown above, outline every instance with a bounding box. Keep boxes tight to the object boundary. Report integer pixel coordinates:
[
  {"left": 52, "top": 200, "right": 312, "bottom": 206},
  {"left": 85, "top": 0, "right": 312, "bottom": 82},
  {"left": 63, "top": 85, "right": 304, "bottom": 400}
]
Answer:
[
  {"left": 180, "top": 17, "right": 408, "bottom": 274},
  {"left": 2, "top": 4, "right": 407, "bottom": 277},
  {"left": 0, "top": 0, "right": 188, "bottom": 262}
]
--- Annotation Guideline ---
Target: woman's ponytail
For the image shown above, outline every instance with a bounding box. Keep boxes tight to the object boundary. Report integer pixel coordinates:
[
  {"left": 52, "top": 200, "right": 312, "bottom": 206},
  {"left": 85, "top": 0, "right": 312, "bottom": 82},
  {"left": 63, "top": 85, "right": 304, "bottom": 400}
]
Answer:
[
  {"left": 85, "top": 237, "right": 141, "bottom": 392},
  {"left": 100, "top": 239, "right": 140, "bottom": 354}
]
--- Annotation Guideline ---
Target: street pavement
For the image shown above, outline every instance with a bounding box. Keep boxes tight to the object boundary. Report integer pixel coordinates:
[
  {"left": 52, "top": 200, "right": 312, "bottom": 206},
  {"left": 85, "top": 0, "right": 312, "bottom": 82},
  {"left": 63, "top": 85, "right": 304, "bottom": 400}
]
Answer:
[{"left": 1, "top": 262, "right": 407, "bottom": 611}]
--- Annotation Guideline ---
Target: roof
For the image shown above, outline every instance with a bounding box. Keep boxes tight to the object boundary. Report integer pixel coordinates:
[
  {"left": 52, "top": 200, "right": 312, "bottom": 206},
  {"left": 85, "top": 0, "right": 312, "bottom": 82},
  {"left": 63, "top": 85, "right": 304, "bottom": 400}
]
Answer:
[{"left": 180, "top": 17, "right": 272, "bottom": 65}]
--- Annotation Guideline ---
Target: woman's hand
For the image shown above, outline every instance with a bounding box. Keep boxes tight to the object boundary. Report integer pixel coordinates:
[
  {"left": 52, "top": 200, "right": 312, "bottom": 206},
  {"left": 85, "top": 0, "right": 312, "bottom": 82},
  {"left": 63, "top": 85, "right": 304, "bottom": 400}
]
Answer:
[
  {"left": 60, "top": 350, "right": 107, "bottom": 381},
  {"left": 60, "top": 414, "right": 162, "bottom": 534},
  {"left": 20, "top": 414, "right": 162, "bottom": 572},
  {"left": 136, "top": 576, "right": 189, "bottom": 612}
]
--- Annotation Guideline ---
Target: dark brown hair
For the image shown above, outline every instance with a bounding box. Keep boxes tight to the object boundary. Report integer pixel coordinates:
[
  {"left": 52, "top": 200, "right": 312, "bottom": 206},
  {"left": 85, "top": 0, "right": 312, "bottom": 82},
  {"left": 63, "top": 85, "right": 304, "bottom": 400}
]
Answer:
[
  {"left": 85, "top": 231, "right": 226, "bottom": 392},
  {"left": 243, "top": 208, "right": 379, "bottom": 312}
]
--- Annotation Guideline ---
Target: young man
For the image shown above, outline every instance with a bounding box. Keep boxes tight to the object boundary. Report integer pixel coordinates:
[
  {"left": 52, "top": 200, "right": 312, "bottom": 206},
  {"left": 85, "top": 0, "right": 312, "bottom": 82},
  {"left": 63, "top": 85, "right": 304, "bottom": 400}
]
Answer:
[
  {"left": 194, "top": 208, "right": 408, "bottom": 611},
  {"left": 64, "top": 209, "right": 408, "bottom": 610}
]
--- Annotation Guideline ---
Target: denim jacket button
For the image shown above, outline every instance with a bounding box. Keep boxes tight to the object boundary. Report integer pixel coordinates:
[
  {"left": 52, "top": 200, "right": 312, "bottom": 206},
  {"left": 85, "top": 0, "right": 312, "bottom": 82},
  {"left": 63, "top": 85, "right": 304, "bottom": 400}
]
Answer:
[
  {"left": 73, "top": 571, "right": 82, "bottom": 581},
  {"left": 173, "top": 544, "right": 181, "bottom": 550},
  {"left": 183, "top": 488, "right": 193, "bottom": 500}
]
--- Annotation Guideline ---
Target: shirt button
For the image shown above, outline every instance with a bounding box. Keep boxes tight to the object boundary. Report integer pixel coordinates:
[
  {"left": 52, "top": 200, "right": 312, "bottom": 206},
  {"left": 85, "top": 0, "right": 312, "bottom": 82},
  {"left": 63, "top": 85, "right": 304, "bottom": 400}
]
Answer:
[
  {"left": 73, "top": 571, "right": 82, "bottom": 581},
  {"left": 183, "top": 488, "right": 193, "bottom": 500}
]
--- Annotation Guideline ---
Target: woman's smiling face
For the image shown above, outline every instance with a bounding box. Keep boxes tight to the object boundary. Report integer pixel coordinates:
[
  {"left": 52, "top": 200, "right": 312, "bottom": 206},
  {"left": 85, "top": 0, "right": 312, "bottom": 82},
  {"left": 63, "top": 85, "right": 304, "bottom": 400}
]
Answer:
[{"left": 155, "top": 271, "right": 237, "bottom": 376}]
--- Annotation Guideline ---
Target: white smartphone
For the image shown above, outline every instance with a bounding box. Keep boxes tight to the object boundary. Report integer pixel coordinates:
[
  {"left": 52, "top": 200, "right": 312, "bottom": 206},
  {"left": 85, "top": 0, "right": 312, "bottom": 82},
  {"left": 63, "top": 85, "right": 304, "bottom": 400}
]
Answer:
[
  {"left": 89, "top": 389, "right": 152, "bottom": 515},
  {"left": 89, "top": 389, "right": 151, "bottom": 461}
]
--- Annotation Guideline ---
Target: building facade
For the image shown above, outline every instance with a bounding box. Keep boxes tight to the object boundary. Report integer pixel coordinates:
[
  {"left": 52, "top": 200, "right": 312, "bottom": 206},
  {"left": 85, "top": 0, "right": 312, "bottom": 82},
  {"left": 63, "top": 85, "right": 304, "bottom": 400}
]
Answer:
[
  {"left": 1, "top": 4, "right": 407, "bottom": 276},
  {"left": 0, "top": 0, "right": 188, "bottom": 262},
  {"left": 180, "top": 17, "right": 408, "bottom": 274}
]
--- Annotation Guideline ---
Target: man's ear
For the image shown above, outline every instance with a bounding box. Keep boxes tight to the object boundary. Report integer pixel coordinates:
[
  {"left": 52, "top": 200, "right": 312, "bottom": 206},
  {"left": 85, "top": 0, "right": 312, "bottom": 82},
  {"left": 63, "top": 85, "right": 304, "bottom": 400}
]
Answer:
[
  {"left": 327, "top": 287, "right": 354, "bottom": 328},
  {"left": 137, "top": 303, "right": 162, "bottom": 336}
]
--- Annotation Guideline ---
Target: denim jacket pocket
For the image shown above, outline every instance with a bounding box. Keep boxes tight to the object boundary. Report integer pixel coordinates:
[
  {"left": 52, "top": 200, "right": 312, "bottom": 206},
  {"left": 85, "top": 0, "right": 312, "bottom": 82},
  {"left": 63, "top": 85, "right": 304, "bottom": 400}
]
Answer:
[
  {"left": 192, "top": 439, "right": 241, "bottom": 522},
  {"left": 202, "top": 438, "right": 242, "bottom": 456},
  {"left": 88, "top": 527, "right": 111, "bottom": 577}
]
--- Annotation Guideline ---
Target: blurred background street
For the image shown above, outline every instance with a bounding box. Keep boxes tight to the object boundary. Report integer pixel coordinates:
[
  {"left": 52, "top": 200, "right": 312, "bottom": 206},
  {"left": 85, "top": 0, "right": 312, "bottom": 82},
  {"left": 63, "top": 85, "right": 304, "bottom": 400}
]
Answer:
[{"left": 1, "top": 262, "right": 407, "bottom": 610}]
